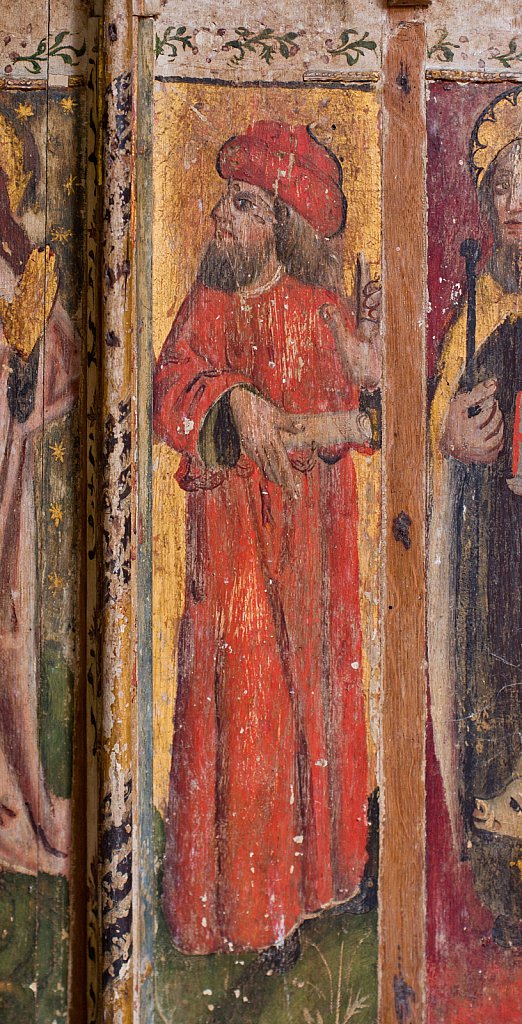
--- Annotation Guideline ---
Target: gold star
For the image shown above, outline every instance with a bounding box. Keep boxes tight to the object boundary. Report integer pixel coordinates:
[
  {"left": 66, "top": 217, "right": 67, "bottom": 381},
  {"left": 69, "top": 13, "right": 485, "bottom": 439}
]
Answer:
[
  {"left": 48, "top": 571, "right": 64, "bottom": 592},
  {"left": 64, "top": 175, "right": 78, "bottom": 195},
  {"left": 50, "top": 227, "right": 72, "bottom": 244},
  {"left": 15, "top": 101, "right": 34, "bottom": 121},
  {"left": 60, "top": 96, "right": 77, "bottom": 114},
  {"left": 50, "top": 439, "right": 66, "bottom": 462},
  {"left": 49, "top": 502, "right": 64, "bottom": 527}
]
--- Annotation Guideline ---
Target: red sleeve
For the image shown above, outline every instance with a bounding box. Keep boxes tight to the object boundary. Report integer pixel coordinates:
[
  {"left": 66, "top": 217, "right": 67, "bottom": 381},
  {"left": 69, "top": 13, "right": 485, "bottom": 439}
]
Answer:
[{"left": 153, "top": 283, "right": 250, "bottom": 458}]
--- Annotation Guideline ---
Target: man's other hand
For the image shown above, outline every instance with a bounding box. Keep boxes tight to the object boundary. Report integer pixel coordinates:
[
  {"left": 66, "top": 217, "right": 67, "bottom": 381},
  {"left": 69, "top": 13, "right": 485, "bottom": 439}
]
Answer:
[
  {"left": 229, "top": 388, "right": 303, "bottom": 494},
  {"left": 440, "top": 378, "right": 504, "bottom": 465}
]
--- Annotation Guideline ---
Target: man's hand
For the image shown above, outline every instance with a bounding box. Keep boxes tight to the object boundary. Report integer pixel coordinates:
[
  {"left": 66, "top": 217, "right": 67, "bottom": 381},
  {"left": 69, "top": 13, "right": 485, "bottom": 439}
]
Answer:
[
  {"left": 319, "top": 254, "right": 381, "bottom": 390},
  {"left": 280, "top": 410, "right": 372, "bottom": 450},
  {"left": 229, "top": 388, "right": 303, "bottom": 494},
  {"left": 440, "top": 378, "right": 504, "bottom": 465}
]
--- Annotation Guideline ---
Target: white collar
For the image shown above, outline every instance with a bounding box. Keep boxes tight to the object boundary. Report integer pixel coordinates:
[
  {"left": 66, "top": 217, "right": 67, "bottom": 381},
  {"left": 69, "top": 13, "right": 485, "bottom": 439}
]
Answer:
[{"left": 238, "top": 263, "right": 283, "bottom": 300}]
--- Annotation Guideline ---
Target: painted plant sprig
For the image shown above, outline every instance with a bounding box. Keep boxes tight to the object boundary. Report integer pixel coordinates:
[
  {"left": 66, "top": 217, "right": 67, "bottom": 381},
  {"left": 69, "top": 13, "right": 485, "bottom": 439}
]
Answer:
[
  {"left": 325, "top": 30, "right": 377, "bottom": 66},
  {"left": 490, "top": 38, "right": 522, "bottom": 68},
  {"left": 155, "top": 26, "right": 195, "bottom": 61},
  {"left": 223, "top": 27, "right": 300, "bottom": 65},
  {"left": 11, "top": 31, "right": 86, "bottom": 74},
  {"left": 302, "top": 941, "right": 370, "bottom": 1024},
  {"left": 427, "top": 28, "right": 461, "bottom": 63}
]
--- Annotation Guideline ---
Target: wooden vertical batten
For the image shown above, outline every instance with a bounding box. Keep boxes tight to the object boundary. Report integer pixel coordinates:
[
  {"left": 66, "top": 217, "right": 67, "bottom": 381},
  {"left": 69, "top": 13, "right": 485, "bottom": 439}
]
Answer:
[
  {"left": 99, "top": 0, "right": 135, "bottom": 1019},
  {"left": 134, "top": 14, "right": 155, "bottom": 1020},
  {"left": 380, "top": 18, "right": 427, "bottom": 1024},
  {"left": 85, "top": 14, "right": 103, "bottom": 1023}
]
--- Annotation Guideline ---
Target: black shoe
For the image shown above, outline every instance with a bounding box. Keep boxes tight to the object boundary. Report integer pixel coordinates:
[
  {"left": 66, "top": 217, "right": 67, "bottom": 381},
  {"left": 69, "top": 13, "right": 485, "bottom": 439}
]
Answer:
[
  {"left": 328, "top": 874, "right": 378, "bottom": 918},
  {"left": 259, "top": 928, "right": 301, "bottom": 974}
]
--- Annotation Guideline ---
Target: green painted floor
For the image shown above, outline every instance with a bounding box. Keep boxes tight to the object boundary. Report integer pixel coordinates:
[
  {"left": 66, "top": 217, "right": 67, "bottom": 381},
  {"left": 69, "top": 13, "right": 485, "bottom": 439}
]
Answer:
[
  {"left": 0, "top": 871, "right": 69, "bottom": 1022},
  {"left": 155, "top": 903, "right": 377, "bottom": 1024},
  {"left": 0, "top": 821, "right": 377, "bottom": 1024}
]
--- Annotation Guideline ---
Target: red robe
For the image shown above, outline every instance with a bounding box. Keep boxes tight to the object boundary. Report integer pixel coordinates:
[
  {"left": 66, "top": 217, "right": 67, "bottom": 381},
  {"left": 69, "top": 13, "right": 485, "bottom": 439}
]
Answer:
[{"left": 154, "top": 272, "right": 371, "bottom": 954}]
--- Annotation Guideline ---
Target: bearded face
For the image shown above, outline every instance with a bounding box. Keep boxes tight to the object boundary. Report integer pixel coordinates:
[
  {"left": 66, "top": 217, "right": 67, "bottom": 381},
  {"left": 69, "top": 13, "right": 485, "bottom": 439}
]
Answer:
[
  {"left": 491, "top": 141, "right": 522, "bottom": 249},
  {"left": 198, "top": 180, "right": 277, "bottom": 292},
  {"left": 197, "top": 178, "right": 345, "bottom": 295},
  {"left": 198, "top": 237, "right": 273, "bottom": 292},
  {"left": 480, "top": 140, "right": 522, "bottom": 291}
]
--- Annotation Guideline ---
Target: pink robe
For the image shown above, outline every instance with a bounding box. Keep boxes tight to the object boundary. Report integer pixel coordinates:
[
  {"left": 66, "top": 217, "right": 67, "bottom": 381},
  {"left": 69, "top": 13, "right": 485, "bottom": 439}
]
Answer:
[{"left": 0, "top": 283, "right": 79, "bottom": 876}]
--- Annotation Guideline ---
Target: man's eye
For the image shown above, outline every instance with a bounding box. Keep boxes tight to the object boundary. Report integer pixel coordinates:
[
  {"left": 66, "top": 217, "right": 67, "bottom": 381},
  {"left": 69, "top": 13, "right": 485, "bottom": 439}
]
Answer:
[
  {"left": 509, "top": 796, "right": 522, "bottom": 813},
  {"left": 494, "top": 180, "right": 510, "bottom": 194},
  {"left": 233, "top": 195, "right": 254, "bottom": 212}
]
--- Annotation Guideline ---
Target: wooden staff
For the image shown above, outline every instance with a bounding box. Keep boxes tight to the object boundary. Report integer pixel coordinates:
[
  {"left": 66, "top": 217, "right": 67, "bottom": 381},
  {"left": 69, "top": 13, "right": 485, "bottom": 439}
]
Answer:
[
  {"left": 460, "top": 237, "right": 482, "bottom": 820},
  {"left": 460, "top": 238, "right": 481, "bottom": 390}
]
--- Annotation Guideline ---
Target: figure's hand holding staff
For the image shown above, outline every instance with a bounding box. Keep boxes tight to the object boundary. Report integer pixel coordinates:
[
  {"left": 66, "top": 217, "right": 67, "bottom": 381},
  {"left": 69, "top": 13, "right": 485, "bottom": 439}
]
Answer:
[{"left": 441, "top": 240, "right": 504, "bottom": 466}]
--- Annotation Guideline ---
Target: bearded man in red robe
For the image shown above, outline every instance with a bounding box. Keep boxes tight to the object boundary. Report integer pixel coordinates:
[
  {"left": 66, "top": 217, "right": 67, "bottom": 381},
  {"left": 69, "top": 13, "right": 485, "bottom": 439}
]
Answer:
[{"left": 153, "top": 121, "right": 381, "bottom": 966}]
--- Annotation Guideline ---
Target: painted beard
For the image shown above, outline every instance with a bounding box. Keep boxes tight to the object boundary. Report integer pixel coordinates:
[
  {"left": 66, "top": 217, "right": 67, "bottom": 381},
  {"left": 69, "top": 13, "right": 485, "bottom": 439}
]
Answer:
[
  {"left": 491, "top": 240, "right": 522, "bottom": 293},
  {"left": 197, "top": 238, "right": 271, "bottom": 293}
]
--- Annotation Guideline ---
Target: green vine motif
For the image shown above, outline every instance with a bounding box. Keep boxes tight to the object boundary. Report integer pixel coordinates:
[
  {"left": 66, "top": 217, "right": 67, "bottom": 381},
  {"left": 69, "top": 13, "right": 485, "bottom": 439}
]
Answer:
[
  {"left": 324, "top": 30, "right": 378, "bottom": 66},
  {"left": 222, "top": 28, "right": 300, "bottom": 65},
  {"left": 155, "top": 26, "right": 196, "bottom": 62},
  {"left": 489, "top": 37, "right": 522, "bottom": 68},
  {"left": 427, "top": 29, "right": 461, "bottom": 63},
  {"left": 11, "top": 31, "right": 86, "bottom": 74}
]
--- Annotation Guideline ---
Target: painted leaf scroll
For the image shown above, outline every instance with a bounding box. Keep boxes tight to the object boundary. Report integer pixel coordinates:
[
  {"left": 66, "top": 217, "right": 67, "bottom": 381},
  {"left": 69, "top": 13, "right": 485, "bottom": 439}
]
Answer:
[{"left": 151, "top": 81, "right": 382, "bottom": 1023}]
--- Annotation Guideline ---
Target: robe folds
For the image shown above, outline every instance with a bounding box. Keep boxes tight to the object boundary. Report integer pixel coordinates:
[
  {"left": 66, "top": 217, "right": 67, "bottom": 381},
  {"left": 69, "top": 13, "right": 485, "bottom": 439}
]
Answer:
[
  {"left": 429, "top": 275, "right": 522, "bottom": 838},
  {"left": 0, "top": 283, "right": 79, "bottom": 876},
  {"left": 154, "top": 273, "right": 373, "bottom": 954},
  {"left": 429, "top": 273, "right": 522, "bottom": 928}
]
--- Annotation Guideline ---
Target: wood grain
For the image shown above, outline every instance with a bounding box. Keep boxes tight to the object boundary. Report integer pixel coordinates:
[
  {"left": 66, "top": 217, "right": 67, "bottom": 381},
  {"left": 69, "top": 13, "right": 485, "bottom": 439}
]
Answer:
[{"left": 380, "top": 19, "right": 427, "bottom": 1024}]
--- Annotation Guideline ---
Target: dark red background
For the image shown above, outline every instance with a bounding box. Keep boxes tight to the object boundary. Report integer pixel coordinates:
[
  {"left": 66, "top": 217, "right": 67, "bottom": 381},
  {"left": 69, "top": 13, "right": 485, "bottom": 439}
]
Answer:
[{"left": 427, "top": 81, "right": 503, "bottom": 378}]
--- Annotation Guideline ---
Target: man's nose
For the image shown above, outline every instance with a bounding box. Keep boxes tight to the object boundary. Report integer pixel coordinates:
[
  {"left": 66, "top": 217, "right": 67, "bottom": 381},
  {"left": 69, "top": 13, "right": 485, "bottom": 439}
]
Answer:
[{"left": 211, "top": 192, "right": 232, "bottom": 222}]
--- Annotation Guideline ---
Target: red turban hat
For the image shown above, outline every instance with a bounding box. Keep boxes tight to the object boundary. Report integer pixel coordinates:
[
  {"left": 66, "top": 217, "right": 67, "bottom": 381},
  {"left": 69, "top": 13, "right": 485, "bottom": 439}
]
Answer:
[{"left": 217, "top": 121, "right": 347, "bottom": 238}]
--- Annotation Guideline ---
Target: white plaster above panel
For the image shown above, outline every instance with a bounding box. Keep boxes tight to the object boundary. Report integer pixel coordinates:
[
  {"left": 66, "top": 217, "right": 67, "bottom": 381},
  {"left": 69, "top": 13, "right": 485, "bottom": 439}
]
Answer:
[
  {"left": 0, "top": 2, "right": 520, "bottom": 84},
  {"left": 153, "top": 0, "right": 521, "bottom": 79},
  {"left": 153, "top": 1, "right": 383, "bottom": 80},
  {"left": 0, "top": 0, "right": 92, "bottom": 81}
]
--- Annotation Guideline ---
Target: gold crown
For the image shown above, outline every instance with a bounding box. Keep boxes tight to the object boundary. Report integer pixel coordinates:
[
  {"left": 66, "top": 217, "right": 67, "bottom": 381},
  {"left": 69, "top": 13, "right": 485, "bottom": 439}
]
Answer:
[
  {"left": 0, "top": 111, "right": 33, "bottom": 214},
  {"left": 470, "top": 86, "right": 522, "bottom": 189}
]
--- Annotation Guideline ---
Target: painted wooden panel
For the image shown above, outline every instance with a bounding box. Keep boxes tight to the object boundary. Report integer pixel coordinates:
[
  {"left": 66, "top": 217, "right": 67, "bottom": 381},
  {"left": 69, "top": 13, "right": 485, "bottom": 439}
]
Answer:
[
  {"left": 0, "top": 2, "right": 520, "bottom": 1022},
  {"left": 151, "top": 77, "right": 382, "bottom": 1024},
  {"left": 427, "top": 80, "right": 522, "bottom": 1021},
  {"left": 0, "top": 83, "right": 86, "bottom": 1020}
]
